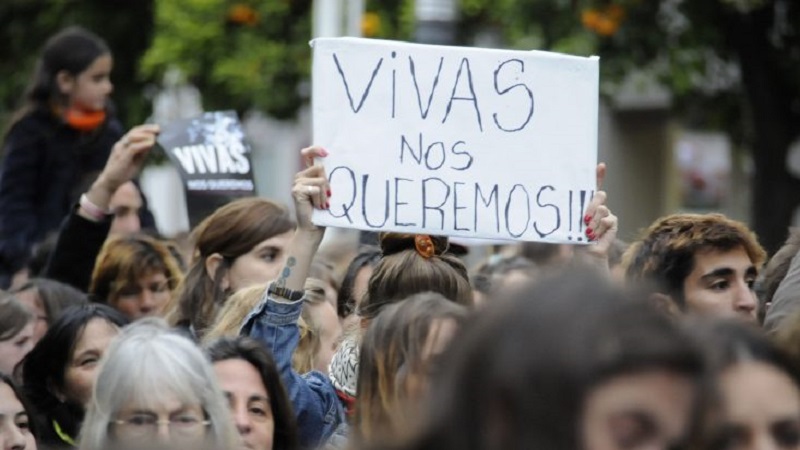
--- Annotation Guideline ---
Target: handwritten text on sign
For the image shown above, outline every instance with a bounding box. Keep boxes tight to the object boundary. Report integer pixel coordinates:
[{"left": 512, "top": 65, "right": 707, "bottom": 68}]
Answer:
[{"left": 311, "top": 38, "right": 599, "bottom": 243}]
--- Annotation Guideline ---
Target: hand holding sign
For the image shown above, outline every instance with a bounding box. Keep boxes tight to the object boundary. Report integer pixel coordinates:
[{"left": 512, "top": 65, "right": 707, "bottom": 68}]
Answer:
[
  {"left": 292, "top": 146, "right": 331, "bottom": 234},
  {"left": 311, "top": 38, "right": 599, "bottom": 243},
  {"left": 583, "top": 162, "right": 619, "bottom": 264},
  {"left": 82, "top": 124, "right": 160, "bottom": 219},
  {"left": 99, "top": 124, "right": 160, "bottom": 192}
]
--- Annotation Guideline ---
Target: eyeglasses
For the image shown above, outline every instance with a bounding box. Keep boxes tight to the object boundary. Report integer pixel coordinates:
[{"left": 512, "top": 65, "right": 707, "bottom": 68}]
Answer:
[{"left": 112, "top": 413, "right": 210, "bottom": 438}]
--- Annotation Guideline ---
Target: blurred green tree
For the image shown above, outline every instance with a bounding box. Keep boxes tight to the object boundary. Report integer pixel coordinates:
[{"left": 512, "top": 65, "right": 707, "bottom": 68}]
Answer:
[
  {"left": 450, "top": 0, "right": 799, "bottom": 253},
  {"left": 141, "top": 0, "right": 312, "bottom": 120}
]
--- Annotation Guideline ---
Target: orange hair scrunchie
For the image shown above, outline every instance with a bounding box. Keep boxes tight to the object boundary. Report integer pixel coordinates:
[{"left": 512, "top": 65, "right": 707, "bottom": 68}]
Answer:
[{"left": 414, "top": 234, "right": 435, "bottom": 259}]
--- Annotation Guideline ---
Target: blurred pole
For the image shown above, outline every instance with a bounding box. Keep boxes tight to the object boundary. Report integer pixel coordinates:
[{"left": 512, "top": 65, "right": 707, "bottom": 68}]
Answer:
[
  {"left": 415, "top": 0, "right": 458, "bottom": 44},
  {"left": 313, "top": 0, "right": 343, "bottom": 37},
  {"left": 345, "top": 0, "right": 365, "bottom": 37}
]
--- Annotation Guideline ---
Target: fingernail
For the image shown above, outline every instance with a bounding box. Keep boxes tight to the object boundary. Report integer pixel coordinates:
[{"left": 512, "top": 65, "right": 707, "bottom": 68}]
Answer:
[
  {"left": 320, "top": 148, "right": 329, "bottom": 156},
  {"left": 327, "top": 190, "right": 332, "bottom": 197},
  {"left": 585, "top": 227, "right": 593, "bottom": 236},
  {"left": 326, "top": 202, "right": 330, "bottom": 209},
  {"left": 584, "top": 215, "right": 591, "bottom": 225}
]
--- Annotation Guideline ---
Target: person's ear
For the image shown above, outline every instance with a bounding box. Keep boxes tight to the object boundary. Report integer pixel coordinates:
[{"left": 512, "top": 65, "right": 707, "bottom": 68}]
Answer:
[
  {"left": 649, "top": 292, "right": 682, "bottom": 318},
  {"left": 205, "top": 253, "right": 230, "bottom": 292},
  {"left": 55, "top": 70, "right": 75, "bottom": 96}
]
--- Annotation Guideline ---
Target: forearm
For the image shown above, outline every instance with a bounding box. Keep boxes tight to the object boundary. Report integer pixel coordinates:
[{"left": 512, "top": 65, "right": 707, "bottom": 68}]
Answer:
[{"left": 274, "top": 229, "right": 324, "bottom": 292}]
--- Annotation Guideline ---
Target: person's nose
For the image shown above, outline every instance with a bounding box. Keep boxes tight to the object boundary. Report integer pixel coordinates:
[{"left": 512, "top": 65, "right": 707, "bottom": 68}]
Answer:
[
  {"left": 3, "top": 422, "right": 29, "bottom": 450},
  {"left": 233, "top": 404, "right": 252, "bottom": 436},
  {"left": 734, "top": 280, "right": 757, "bottom": 317},
  {"left": 138, "top": 289, "right": 156, "bottom": 315}
]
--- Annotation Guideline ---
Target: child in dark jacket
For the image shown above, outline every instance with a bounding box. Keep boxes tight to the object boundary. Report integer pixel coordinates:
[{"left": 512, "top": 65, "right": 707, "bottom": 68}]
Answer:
[{"left": 0, "top": 26, "right": 123, "bottom": 288}]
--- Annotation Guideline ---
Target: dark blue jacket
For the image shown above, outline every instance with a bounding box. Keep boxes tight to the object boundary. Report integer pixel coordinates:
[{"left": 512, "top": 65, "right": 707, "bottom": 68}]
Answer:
[{"left": 0, "top": 109, "right": 122, "bottom": 279}]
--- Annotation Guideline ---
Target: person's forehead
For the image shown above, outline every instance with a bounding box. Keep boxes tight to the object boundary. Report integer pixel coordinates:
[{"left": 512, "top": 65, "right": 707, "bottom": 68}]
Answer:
[{"left": 691, "top": 246, "right": 755, "bottom": 273}]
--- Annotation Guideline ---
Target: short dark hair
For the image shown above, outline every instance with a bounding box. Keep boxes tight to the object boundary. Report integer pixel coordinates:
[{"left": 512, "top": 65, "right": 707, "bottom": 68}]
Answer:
[
  {"left": 22, "top": 303, "right": 128, "bottom": 445},
  {"left": 623, "top": 213, "right": 766, "bottom": 306},
  {"left": 205, "top": 336, "right": 299, "bottom": 450}
]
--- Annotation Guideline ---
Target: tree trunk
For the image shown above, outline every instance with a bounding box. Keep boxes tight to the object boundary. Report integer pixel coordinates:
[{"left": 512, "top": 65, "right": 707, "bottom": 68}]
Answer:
[{"left": 725, "top": 7, "right": 800, "bottom": 255}]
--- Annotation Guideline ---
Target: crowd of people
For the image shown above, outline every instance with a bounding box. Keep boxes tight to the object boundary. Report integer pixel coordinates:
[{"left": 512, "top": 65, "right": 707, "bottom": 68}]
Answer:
[{"left": 1, "top": 25, "right": 800, "bottom": 450}]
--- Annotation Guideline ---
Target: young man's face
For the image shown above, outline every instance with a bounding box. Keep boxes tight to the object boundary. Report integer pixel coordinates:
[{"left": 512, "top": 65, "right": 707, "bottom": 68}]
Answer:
[{"left": 681, "top": 245, "right": 758, "bottom": 322}]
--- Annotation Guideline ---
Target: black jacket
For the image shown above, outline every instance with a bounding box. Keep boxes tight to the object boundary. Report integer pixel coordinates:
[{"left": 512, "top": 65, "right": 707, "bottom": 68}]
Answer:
[{"left": 0, "top": 109, "right": 122, "bottom": 278}]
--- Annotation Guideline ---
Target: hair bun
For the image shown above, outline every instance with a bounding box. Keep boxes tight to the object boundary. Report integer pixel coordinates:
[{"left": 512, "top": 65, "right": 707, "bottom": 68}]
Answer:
[{"left": 378, "top": 233, "right": 450, "bottom": 258}]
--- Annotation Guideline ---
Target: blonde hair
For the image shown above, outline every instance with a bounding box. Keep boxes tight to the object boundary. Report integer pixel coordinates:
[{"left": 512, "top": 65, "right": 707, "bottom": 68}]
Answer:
[
  {"left": 292, "top": 278, "right": 328, "bottom": 374},
  {"left": 203, "top": 279, "right": 332, "bottom": 375},
  {"left": 202, "top": 284, "right": 266, "bottom": 345}
]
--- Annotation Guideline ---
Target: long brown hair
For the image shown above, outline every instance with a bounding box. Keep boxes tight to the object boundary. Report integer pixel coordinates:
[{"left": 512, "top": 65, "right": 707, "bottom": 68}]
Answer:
[
  {"left": 166, "top": 198, "right": 294, "bottom": 337},
  {"left": 355, "top": 292, "right": 469, "bottom": 445},
  {"left": 359, "top": 233, "right": 472, "bottom": 320}
]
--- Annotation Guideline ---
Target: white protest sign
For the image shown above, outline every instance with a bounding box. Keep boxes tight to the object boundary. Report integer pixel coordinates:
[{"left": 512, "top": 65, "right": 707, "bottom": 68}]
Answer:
[{"left": 311, "top": 37, "right": 599, "bottom": 243}]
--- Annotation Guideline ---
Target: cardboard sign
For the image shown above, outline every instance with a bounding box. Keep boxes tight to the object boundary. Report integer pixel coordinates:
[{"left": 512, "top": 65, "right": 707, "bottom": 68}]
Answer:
[
  {"left": 311, "top": 38, "right": 599, "bottom": 243},
  {"left": 157, "top": 111, "right": 256, "bottom": 227}
]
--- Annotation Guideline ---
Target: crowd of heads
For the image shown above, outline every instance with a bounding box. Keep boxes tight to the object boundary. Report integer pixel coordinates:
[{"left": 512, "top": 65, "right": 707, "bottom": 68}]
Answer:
[{"left": 4, "top": 24, "right": 800, "bottom": 450}]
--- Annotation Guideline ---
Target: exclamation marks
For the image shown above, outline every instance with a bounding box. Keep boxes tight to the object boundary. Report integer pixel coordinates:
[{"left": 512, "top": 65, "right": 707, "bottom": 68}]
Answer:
[
  {"left": 577, "top": 190, "right": 587, "bottom": 242},
  {"left": 567, "top": 190, "right": 591, "bottom": 242},
  {"left": 568, "top": 190, "right": 574, "bottom": 241}
]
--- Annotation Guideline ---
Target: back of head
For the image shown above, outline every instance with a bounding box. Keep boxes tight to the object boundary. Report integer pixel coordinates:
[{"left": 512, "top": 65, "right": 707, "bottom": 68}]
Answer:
[
  {"left": 622, "top": 213, "right": 766, "bottom": 305},
  {"left": 202, "top": 284, "right": 266, "bottom": 345},
  {"left": 337, "top": 245, "right": 381, "bottom": 318},
  {"left": 80, "top": 318, "right": 238, "bottom": 450},
  {"left": 359, "top": 234, "right": 472, "bottom": 320},
  {"left": 356, "top": 292, "right": 469, "bottom": 445},
  {"left": 760, "top": 228, "right": 800, "bottom": 321},
  {"left": 89, "top": 234, "right": 184, "bottom": 307},
  {"left": 0, "top": 294, "right": 32, "bottom": 342},
  {"left": 13, "top": 278, "right": 88, "bottom": 327},
  {"left": 22, "top": 26, "right": 109, "bottom": 114},
  {"left": 693, "top": 319, "right": 798, "bottom": 382},
  {"left": 169, "top": 198, "right": 294, "bottom": 335},
  {"left": 403, "top": 271, "right": 702, "bottom": 450},
  {"left": 205, "top": 336, "right": 299, "bottom": 450}
]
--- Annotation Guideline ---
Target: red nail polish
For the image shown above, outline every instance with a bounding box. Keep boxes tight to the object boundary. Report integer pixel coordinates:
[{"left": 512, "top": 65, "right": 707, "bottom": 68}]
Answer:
[
  {"left": 327, "top": 190, "right": 332, "bottom": 197},
  {"left": 584, "top": 215, "right": 591, "bottom": 225},
  {"left": 326, "top": 202, "right": 330, "bottom": 209},
  {"left": 585, "top": 227, "right": 593, "bottom": 236}
]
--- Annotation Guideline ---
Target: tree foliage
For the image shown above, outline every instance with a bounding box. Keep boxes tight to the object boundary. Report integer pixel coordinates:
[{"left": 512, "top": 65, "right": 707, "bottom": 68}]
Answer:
[{"left": 141, "top": 0, "right": 312, "bottom": 120}]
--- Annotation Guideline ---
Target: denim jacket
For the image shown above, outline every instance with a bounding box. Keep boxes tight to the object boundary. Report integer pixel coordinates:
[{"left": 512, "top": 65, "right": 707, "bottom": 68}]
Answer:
[{"left": 241, "top": 289, "right": 344, "bottom": 449}]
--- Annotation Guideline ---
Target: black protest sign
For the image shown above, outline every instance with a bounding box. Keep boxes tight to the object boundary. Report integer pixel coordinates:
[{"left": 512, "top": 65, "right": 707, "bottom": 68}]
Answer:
[{"left": 158, "top": 111, "right": 256, "bottom": 227}]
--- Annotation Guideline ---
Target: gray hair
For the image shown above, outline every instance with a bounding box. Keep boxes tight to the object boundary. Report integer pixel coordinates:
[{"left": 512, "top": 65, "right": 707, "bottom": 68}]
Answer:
[{"left": 78, "top": 318, "right": 239, "bottom": 450}]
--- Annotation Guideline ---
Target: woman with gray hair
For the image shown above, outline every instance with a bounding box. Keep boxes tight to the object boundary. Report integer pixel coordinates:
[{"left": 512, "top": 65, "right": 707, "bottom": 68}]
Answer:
[{"left": 78, "top": 318, "right": 239, "bottom": 450}]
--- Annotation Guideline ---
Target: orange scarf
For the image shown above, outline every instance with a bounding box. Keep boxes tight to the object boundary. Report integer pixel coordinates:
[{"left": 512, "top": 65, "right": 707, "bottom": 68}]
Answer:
[{"left": 64, "top": 107, "right": 106, "bottom": 132}]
